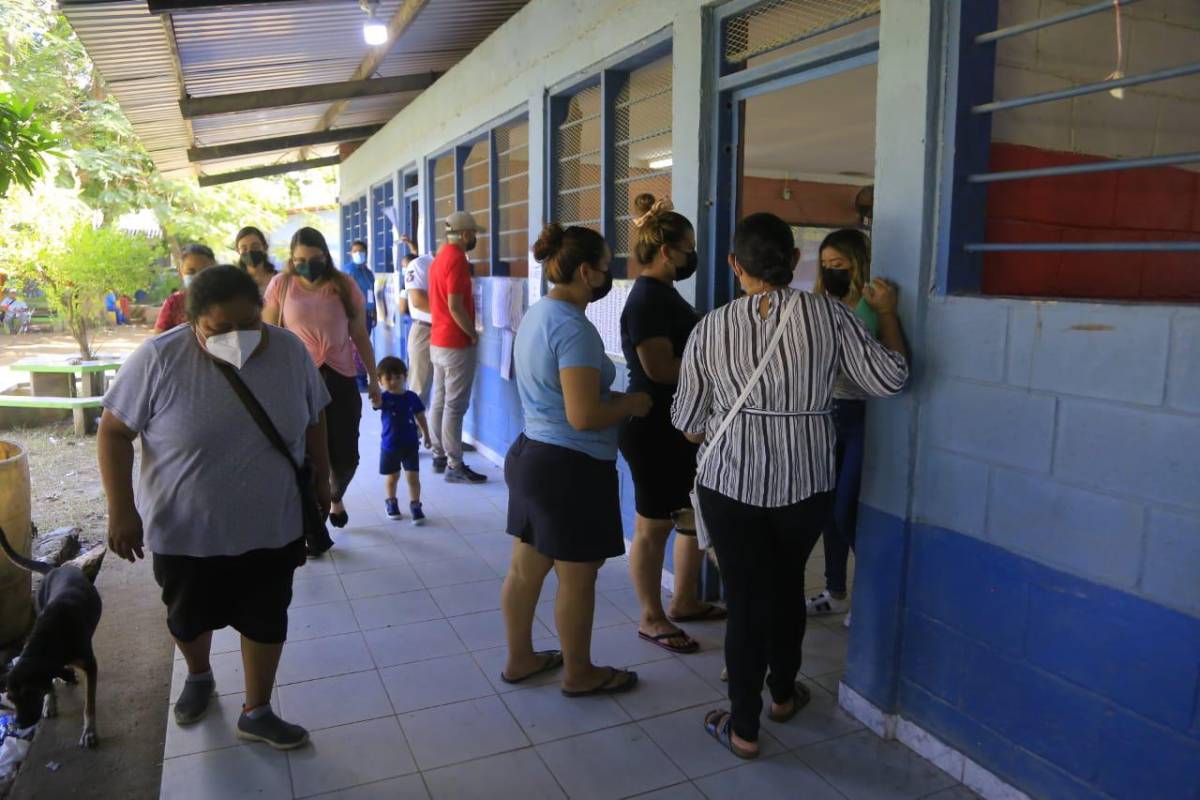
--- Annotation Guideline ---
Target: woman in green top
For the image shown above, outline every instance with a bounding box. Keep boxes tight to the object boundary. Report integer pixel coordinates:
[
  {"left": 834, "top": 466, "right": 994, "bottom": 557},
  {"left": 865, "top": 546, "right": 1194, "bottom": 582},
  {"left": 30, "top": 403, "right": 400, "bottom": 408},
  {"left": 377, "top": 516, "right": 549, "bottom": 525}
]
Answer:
[{"left": 807, "top": 228, "right": 899, "bottom": 625}]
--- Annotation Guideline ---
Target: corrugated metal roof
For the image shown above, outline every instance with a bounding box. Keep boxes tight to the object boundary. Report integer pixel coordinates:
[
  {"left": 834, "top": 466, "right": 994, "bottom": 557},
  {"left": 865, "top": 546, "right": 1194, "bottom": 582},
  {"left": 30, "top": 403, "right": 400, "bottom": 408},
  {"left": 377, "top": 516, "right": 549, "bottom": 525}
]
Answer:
[{"left": 60, "top": 0, "right": 530, "bottom": 181}]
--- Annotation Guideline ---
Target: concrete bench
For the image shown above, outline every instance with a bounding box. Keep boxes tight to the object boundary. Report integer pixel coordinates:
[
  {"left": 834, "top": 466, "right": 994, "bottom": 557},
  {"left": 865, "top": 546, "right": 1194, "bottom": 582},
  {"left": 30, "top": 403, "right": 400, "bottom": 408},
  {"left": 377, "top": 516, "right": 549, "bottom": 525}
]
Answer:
[{"left": 0, "top": 395, "right": 104, "bottom": 435}]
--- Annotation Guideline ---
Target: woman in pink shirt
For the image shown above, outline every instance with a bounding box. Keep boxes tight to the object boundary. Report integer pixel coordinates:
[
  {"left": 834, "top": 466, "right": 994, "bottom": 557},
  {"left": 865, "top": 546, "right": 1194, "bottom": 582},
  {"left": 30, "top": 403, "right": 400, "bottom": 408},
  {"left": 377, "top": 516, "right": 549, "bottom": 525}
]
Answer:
[{"left": 265, "top": 227, "right": 380, "bottom": 529}]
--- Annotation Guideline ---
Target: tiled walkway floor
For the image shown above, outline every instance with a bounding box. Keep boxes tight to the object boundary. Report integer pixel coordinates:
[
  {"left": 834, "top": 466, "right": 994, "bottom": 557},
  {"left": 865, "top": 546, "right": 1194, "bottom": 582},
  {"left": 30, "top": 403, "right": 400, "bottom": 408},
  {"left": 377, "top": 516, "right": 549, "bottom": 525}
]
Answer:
[{"left": 159, "top": 414, "right": 976, "bottom": 799}]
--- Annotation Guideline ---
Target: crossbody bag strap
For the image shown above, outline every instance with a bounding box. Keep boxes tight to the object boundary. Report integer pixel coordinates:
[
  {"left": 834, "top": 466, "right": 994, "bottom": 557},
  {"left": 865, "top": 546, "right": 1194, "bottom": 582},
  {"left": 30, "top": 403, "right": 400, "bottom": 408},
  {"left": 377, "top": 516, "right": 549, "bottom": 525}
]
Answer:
[
  {"left": 214, "top": 361, "right": 301, "bottom": 473},
  {"left": 696, "top": 292, "right": 801, "bottom": 473}
]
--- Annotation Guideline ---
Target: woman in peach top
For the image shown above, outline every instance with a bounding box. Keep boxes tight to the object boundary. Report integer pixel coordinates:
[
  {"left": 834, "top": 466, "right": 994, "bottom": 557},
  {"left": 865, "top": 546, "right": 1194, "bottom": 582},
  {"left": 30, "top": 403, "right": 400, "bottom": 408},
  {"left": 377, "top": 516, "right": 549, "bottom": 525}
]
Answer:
[{"left": 265, "top": 227, "right": 380, "bottom": 531}]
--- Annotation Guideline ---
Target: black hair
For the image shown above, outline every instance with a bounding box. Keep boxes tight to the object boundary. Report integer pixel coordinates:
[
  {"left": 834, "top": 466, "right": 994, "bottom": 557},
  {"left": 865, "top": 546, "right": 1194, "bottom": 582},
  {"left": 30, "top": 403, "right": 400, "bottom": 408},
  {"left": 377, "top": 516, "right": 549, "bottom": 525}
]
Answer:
[
  {"left": 532, "top": 223, "right": 607, "bottom": 284},
  {"left": 733, "top": 213, "right": 796, "bottom": 287},
  {"left": 180, "top": 243, "right": 215, "bottom": 261},
  {"left": 234, "top": 226, "right": 269, "bottom": 251},
  {"left": 288, "top": 226, "right": 357, "bottom": 320},
  {"left": 186, "top": 265, "right": 263, "bottom": 321},
  {"left": 351, "top": 240, "right": 368, "bottom": 250},
  {"left": 377, "top": 356, "right": 408, "bottom": 378},
  {"left": 855, "top": 185, "right": 874, "bottom": 221}
]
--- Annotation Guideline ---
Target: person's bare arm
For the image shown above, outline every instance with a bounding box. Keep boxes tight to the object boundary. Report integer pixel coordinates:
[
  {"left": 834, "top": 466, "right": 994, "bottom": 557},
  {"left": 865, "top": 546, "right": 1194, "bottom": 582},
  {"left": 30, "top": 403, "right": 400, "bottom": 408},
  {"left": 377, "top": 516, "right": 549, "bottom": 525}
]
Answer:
[
  {"left": 561, "top": 367, "right": 652, "bottom": 431},
  {"left": 97, "top": 410, "right": 144, "bottom": 562},
  {"left": 415, "top": 410, "right": 432, "bottom": 447},
  {"left": 305, "top": 411, "right": 332, "bottom": 517},
  {"left": 348, "top": 308, "right": 380, "bottom": 403},
  {"left": 863, "top": 278, "right": 908, "bottom": 359},
  {"left": 408, "top": 289, "right": 429, "bottom": 315},
  {"left": 447, "top": 293, "right": 477, "bottom": 343},
  {"left": 263, "top": 302, "right": 281, "bottom": 326},
  {"left": 683, "top": 431, "right": 705, "bottom": 444},
  {"left": 635, "top": 337, "right": 681, "bottom": 385}
]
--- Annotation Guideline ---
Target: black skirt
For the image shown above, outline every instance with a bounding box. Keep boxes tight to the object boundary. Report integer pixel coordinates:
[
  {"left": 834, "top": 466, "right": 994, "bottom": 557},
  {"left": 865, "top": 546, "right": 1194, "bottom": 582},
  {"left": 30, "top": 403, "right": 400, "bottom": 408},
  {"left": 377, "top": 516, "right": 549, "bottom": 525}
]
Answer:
[
  {"left": 618, "top": 405, "right": 699, "bottom": 520},
  {"left": 505, "top": 434, "right": 625, "bottom": 562}
]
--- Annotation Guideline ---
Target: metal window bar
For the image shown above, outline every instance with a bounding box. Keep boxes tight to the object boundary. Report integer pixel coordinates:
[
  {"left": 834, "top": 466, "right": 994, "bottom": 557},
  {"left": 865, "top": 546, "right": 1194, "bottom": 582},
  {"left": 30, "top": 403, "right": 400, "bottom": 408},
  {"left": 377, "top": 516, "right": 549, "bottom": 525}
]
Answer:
[
  {"left": 969, "top": 152, "right": 1200, "bottom": 183},
  {"left": 615, "top": 86, "right": 672, "bottom": 109},
  {"left": 723, "top": 0, "right": 880, "bottom": 66},
  {"left": 614, "top": 129, "right": 673, "bottom": 149},
  {"left": 614, "top": 168, "right": 673, "bottom": 185},
  {"left": 975, "top": 0, "right": 1139, "bottom": 44},
  {"left": 557, "top": 150, "right": 603, "bottom": 164},
  {"left": 973, "top": 62, "right": 1200, "bottom": 115},
  {"left": 557, "top": 182, "right": 604, "bottom": 196},
  {"left": 963, "top": 0, "right": 1200, "bottom": 265},
  {"left": 966, "top": 242, "right": 1200, "bottom": 253}
]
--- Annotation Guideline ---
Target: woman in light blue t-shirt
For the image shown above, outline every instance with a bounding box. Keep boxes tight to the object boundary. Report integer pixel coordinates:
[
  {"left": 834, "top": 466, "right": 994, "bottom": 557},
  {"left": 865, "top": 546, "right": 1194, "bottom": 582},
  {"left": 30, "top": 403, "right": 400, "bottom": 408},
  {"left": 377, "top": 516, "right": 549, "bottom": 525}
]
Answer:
[{"left": 500, "top": 223, "right": 652, "bottom": 697}]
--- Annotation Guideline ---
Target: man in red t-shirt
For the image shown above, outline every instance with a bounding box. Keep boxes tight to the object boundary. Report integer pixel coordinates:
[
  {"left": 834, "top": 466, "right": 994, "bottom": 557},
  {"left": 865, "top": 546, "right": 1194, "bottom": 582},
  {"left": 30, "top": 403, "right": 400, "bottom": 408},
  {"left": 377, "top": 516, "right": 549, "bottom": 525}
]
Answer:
[{"left": 427, "top": 210, "right": 487, "bottom": 483}]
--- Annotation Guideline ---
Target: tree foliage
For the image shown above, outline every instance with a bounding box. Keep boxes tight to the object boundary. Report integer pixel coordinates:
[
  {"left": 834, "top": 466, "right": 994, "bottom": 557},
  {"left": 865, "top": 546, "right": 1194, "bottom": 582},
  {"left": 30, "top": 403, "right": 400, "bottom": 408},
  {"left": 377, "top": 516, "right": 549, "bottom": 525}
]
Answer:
[
  {"left": 0, "top": 93, "right": 60, "bottom": 197},
  {"left": 34, "top": 223, "right": 162, "bottom": 359}
]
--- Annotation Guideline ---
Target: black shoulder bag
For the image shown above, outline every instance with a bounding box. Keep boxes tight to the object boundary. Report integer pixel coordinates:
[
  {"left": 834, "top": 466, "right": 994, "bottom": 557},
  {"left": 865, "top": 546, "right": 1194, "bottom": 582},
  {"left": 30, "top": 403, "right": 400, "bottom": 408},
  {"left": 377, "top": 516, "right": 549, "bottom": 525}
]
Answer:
[{"left": 214, "top": 362, "right": 334, "bottom": 560}]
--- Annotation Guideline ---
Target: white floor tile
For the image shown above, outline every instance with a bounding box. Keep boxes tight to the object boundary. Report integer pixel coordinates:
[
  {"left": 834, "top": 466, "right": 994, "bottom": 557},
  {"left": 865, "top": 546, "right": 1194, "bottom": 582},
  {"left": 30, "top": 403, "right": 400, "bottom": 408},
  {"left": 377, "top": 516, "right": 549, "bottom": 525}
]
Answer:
[
  {"left": 446, "top": 512, "right": 509, "bottom": 535},
  {"left": 363, "top": 619, "right": 467, "bottom": 668},
  {"left": 340, "top": 564, "right": 424, "bottom": 599},
  {"left": 307, "top": 773, "right": 429, "bottom": 799},
  {"left": 639, "top": 704, "right": 786, "bottom": 779},
  {"left": 275, "top": 632, "right": 375, "bottom": 686},
  {"left": 429, "top": 578, "right": 504, "bottom": 617},
  {"left": 536, "top": 723, "right": 685, "bottom": 800},
  {"left": 276, "top": 670, "right": 394, "bottom": 732},
  {"left": 414, "top": 555, "right": 499, "bottom": 588},
  {"left": 161, "top": 741, "right": 291, "bottom": 800},
  {"left": 613, "top": 658, "right": 724, "bottom": 721},
  {"left": 396, "top": 532, "right": 478, "bottom": 563},
  {"left": 163, "top": 691, "right": 249, "bottom": 759},
  {"left": 380, "top": 652, "right": 495, "bottom": 714},
  {"left": 331, "top": 545, "right": 411, "bottom": 575},
  {"left": 450, "top": 609, "right": 551, "bottom": 652},
  {"left": 399, "top": 695, "right": 529, "bottom": 771},
  {"left": 288, "top": 716, "right": 417, "bottom": 798},
  {"left": 694, "top": 752, "right": 844, "bottom": 800},
  {"left": 170, "top": 648, "right": 246, "bottom": 699},
  {"left": 535, "top": 592, "right": 631, "bottom": 635},
  {"left": 351, "top": 589, "right": 443, "bottom": 630},
  {"left": 289, "top": 600, "right": 363, "bottom": 641},
  {"left": 501, "top": 682, "right": 632, "bottom": 744},
  {"left": 588, "top": 623, "right": 678, "bottom": 669},
  {"left": 292, "top": 574, "right": 349, "bottom": 609},
  {"left": 423, "top": 748, "right": 565, "bottom": 799}
]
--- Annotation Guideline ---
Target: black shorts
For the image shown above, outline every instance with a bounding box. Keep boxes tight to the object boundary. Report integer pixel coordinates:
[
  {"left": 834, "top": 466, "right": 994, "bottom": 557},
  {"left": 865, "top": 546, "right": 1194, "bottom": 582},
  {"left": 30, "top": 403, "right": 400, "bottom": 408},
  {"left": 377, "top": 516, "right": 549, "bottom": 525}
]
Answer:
[
  {"left": 504, "top": 434, "right": 625, "bottom": 563},
  {"left": 380, "top": 444, "right": 420, "bottom": 474},
  {"left": 618, "top": 408, "right": 699, "bottom": 521},
  {"left": 152, "top": 538, "right": 304, "bottom": 644}
]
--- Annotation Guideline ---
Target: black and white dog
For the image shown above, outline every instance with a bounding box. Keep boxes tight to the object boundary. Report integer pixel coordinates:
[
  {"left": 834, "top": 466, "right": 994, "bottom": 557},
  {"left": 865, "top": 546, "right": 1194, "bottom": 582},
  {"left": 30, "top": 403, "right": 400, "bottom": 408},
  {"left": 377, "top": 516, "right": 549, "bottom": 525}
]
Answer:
[{"left": 0, "top": 525, "right": 101, "bottom": 748}]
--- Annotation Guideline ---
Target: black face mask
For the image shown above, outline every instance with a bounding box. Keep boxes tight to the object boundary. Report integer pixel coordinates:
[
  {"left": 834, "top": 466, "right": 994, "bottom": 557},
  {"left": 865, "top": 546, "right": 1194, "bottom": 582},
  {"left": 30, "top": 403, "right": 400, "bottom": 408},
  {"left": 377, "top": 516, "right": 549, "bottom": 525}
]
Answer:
[
  {"left": 589, "top": 269, "right": 614, "bottom": 302},
  {"left": 674, "top": 250, "right": 698, "bottom": 282},
  {"left": 295, "top": 258, "right": 328, "bottom": 281},
  {"left": 822, "top": 268, "right": 853, "bottom": 298},
  {"left": 240, "top": 250, "right": 266, "bottom": 269}
]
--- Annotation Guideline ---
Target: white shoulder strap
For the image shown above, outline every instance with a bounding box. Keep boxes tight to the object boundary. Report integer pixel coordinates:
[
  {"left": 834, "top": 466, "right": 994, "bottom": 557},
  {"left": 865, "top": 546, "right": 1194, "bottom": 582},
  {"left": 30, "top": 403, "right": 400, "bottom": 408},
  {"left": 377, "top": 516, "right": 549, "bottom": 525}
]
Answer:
[{"left": 696, "top": 292, "right": 801, "bottom": 472}]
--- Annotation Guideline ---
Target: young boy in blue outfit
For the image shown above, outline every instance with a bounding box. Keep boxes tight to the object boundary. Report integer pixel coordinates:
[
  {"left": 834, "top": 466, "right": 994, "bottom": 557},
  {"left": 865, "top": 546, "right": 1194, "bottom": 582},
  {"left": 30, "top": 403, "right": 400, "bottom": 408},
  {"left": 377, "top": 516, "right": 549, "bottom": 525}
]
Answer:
[{"left": 375, "top": 357, "right": 432, "bottom": 523}]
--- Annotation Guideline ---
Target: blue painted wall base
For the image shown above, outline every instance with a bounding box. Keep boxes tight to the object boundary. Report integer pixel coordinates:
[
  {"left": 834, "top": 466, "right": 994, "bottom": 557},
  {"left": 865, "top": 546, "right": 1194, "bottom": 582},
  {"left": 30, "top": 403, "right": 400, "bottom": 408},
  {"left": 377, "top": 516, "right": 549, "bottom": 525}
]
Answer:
[{"left": 848, "top": 504, "right": 1200, "bottom": 800}]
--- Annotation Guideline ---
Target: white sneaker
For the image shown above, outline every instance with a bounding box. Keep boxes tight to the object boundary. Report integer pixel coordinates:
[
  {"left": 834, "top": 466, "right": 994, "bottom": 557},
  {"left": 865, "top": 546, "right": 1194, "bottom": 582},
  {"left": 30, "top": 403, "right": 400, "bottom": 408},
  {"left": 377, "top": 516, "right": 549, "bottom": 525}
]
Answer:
[
  {"left": 844, "top": 610, "right": 852, "bottom": 628},
  {"left": 806, "top": 589, "right": 850, "bottom": 616}
]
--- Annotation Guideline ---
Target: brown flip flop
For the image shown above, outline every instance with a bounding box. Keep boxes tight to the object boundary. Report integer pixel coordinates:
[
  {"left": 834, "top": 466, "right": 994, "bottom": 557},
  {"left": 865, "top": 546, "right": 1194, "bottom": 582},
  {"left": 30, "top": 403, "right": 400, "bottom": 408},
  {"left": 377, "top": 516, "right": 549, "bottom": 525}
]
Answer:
[
  {"left": 500, "top": 650, "right": 564, "bottom": 685},
  {"left": 638, "top": 628, "right": 700, "bottom": 654},
  {"left": 561, "top": 667, "right": 639, "bottom": 697}
]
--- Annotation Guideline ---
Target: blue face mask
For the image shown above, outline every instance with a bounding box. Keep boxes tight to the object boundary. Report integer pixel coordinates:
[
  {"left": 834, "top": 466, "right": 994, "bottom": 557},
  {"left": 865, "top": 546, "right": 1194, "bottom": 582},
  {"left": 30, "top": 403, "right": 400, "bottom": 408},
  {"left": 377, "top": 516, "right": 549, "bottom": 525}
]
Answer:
[{"left": 351, "top": 251, "right": 367, "bottom": 266}]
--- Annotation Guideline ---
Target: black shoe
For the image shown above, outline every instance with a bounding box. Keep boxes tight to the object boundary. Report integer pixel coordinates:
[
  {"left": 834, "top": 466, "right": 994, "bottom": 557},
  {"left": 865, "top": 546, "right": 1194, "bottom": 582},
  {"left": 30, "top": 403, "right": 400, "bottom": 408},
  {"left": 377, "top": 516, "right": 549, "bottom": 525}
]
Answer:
[
  {"left": 329, "top": 510, "right": 349, "bottom": 528},
  {"left": 236, "top": 707, "right": 309, "bottom": 750},
  {"left": 445, "top": 464, "right": 487, "bottom": 484},
  {"left": 432, "top": 456, "right": 448, "bottom": 474}
]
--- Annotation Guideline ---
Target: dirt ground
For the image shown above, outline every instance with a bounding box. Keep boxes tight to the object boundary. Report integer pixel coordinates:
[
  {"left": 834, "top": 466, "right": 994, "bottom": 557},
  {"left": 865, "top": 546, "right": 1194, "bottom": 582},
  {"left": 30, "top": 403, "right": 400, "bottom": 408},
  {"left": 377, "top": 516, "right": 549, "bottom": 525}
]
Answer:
[{"left": 2, "top": 333, "right": 172, "bottom": 799}]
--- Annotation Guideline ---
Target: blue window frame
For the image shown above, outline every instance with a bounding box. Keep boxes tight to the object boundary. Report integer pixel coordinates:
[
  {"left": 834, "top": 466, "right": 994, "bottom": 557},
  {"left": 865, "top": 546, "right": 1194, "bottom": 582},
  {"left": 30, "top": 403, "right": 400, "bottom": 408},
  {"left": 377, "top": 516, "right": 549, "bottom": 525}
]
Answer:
[
  {"left": 341, "top": 195, "right": 367, "bottom": 266},
  {"left": 424, "top": 107, "right": 530, "bottom": 276},
  {"left": 936, "top": 0, "right": 1200, "bottom": 298},
  {"left": 705, "top": 2, "right": 879, "bottom": 310},
  {"left": 547, "top": 33, "right": 673, "bottom": 279},
  {"left": 370, "top": 179, "right": 396, "bottom": 273}
]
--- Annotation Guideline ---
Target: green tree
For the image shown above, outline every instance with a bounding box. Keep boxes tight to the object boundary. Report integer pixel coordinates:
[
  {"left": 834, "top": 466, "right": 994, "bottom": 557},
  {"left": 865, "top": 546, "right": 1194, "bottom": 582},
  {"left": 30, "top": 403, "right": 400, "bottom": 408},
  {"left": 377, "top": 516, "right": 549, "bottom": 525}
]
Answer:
[
  {"left": 34, "top": 223, "right": 162, "bottom": 359},
  {"left": 0, "top": 93, "right": 60, "bottom": 197}
]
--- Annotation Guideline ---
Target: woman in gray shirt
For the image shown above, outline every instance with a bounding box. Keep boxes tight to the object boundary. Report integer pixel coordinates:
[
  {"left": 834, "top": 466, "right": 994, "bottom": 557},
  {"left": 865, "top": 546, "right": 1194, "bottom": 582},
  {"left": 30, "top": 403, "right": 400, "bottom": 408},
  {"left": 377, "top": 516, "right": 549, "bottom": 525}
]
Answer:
[{"left": 99, "top": 266, "right": 331, "bottom": 751}]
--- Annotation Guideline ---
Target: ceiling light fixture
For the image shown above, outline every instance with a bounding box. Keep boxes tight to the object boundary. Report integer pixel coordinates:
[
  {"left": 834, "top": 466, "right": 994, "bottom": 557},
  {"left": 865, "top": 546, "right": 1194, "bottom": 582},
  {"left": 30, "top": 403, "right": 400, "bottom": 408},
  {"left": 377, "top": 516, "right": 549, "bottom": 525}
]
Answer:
[
  {"left": 360, "top": 0, "right": 388, "bottom": 45},
  {"left": 649, "top": 157, "right": 673, "bottom": 170}
]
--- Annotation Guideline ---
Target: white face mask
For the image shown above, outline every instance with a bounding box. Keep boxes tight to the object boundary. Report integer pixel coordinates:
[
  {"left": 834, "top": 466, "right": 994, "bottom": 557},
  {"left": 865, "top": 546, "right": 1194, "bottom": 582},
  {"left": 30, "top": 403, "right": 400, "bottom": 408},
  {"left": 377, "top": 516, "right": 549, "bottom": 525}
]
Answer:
[
  {"left": 351, "top": 251, "right": 367, "bottom": 265},
  {"left": 204, "top": 329, "right": 261, "bottom": 370},
  {"left": 182, "top": 274, "right": 196, "bottom": 289}
]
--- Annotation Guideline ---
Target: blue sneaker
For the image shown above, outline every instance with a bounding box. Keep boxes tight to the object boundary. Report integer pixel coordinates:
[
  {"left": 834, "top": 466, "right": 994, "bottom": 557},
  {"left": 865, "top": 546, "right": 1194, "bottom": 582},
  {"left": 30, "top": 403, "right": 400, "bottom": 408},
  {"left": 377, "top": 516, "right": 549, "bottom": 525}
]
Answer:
[
  {"left": 385, "top": 498, "right": 403, "bottom": 520},
  {"left": 410, "top": 502, "right": 426, "bottom": 526}
]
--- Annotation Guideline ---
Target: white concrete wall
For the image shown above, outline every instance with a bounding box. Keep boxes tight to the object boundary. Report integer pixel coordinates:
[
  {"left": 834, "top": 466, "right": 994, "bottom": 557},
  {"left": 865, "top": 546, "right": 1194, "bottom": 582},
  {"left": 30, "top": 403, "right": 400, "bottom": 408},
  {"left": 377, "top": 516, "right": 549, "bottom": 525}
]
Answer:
[{"left": 339, "top": 0, "right": 714, "bottom": 298}]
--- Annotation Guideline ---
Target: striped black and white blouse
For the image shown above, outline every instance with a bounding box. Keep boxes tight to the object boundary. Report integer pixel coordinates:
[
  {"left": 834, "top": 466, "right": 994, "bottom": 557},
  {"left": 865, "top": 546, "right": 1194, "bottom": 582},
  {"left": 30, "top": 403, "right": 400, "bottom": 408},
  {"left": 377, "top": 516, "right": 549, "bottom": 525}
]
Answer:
[{"left": 671, "top": 288, "right": 908, "bottom": 508}]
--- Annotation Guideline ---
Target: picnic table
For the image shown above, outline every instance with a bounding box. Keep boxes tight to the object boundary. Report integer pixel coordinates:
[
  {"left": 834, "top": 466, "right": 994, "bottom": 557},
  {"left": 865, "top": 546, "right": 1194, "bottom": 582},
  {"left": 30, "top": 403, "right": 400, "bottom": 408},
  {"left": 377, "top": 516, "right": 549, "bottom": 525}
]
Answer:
[
  {"left": 10, "top": 357, "right": 123, "bottom": 397},
  {"left": 0, "top": 357, "right": 123, "bottom": 434}
]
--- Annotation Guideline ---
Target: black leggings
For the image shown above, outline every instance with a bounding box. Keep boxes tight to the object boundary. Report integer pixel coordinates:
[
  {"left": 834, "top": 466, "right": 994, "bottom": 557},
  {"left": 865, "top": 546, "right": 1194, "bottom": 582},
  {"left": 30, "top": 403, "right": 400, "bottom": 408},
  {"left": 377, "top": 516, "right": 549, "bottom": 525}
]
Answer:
[
  {"left": 322, "top": 366, "right": 362, "bottom": 503},
  {"left": 699, "top": 485, "right": 833, "bottom": 742}
]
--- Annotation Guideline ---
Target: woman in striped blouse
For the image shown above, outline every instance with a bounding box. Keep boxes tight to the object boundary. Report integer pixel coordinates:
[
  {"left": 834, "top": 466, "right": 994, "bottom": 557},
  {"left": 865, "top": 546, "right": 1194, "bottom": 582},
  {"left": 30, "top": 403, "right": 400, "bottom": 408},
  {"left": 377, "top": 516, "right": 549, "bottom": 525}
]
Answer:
[{"left": 671, "top": 213, "right": 908, "bottom": 759}]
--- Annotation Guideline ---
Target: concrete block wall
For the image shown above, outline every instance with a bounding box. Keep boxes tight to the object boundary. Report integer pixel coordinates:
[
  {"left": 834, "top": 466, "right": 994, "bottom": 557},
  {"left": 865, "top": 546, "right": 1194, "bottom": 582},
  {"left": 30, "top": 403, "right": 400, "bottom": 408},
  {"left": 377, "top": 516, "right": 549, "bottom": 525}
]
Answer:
[
  {"left": 895, "top": 295, "right": 1200, "bottom": 797},
  {"left": 914, "top": 296, "right": 1200, "bottom": 616}
]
